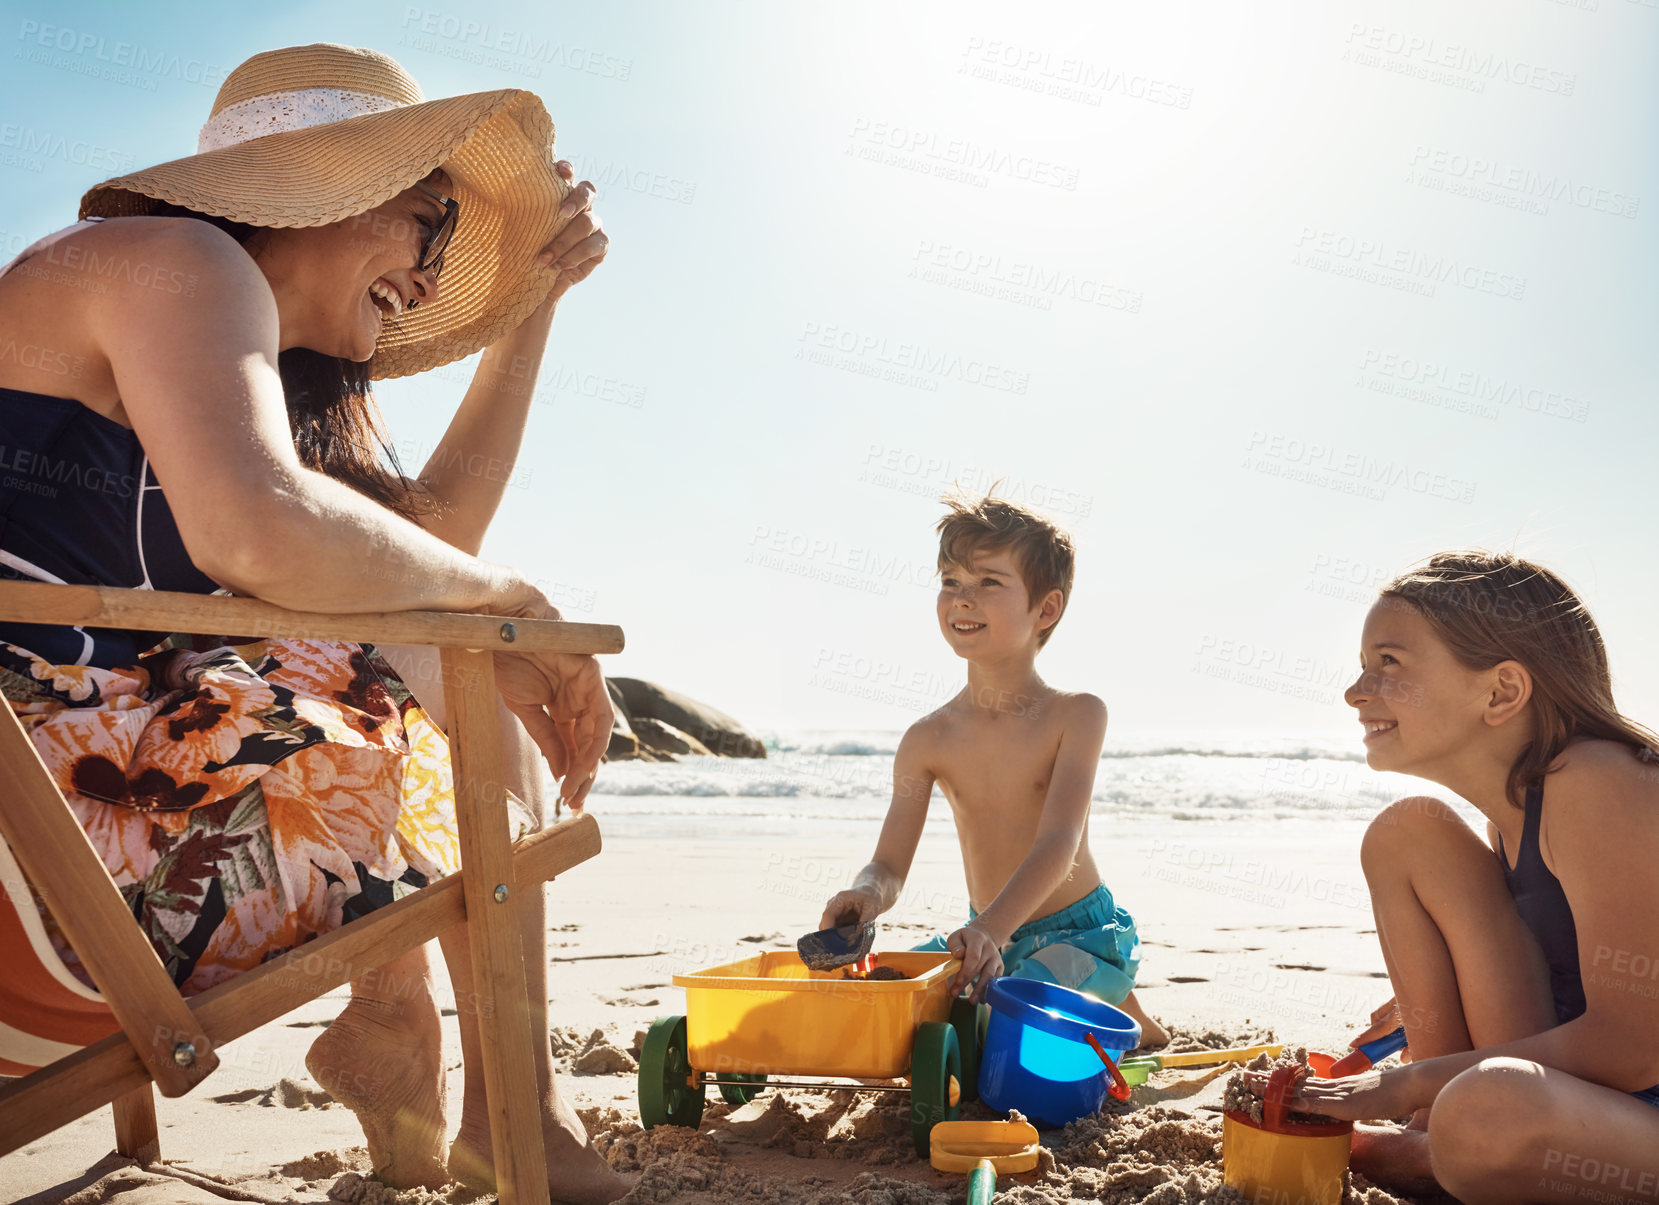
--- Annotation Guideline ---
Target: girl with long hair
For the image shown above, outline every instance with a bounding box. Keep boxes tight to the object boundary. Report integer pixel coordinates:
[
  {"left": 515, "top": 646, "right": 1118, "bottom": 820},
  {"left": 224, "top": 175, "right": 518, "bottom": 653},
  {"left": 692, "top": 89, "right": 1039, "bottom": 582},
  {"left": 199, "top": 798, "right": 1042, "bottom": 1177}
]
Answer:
[{"left": 1255, "top": 552, "right": 1659, "bottom": 1202}]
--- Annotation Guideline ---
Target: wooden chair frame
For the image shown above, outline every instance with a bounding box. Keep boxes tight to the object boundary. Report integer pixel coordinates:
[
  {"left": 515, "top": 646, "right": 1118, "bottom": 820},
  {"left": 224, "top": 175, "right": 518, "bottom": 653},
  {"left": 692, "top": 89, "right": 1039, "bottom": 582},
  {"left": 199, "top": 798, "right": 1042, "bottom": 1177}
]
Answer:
[{"left": 0, "top": 581, "right": 623, "bottom": 1205}]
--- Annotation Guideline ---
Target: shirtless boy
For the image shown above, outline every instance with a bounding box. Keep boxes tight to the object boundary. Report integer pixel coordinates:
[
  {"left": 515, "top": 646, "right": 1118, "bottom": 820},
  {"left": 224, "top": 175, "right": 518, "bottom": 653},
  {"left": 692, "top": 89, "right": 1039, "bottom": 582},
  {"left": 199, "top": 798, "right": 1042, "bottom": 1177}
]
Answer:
[{"left": 820, "top": 494, "right": 1164, "bottom": 1043}]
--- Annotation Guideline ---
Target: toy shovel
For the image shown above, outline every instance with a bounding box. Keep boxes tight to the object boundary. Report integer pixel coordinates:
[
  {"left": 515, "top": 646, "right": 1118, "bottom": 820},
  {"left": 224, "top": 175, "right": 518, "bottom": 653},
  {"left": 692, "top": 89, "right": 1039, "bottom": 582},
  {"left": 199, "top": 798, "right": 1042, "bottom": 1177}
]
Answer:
[
  {"left": 1327, "top": 1025, "right": 1408, "bottom": 1078},
  {"left": 1118, "top": 1042, "right": 1286, "bottom": 1086},
  {"left": 796, "top": 919, "right": 876, "bottom": 970}
]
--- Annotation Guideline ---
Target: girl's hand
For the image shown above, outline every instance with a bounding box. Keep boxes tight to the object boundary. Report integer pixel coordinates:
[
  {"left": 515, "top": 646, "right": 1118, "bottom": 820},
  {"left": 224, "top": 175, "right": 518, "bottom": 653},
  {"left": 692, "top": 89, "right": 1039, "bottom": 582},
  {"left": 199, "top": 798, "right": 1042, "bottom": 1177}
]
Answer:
[
  {"left": 947, "top": 924, "right": 1004, "bottom": 1003},
  {"left": 1242, "top": 1064, "right": 1419, "bottom": 1123},
  {"left": 1354, "top": 995, "right": 1412, "bottom": 1063},
  {"left": 490, "top": 587, "right": 613, "bottom": 812},
  {"left": 535, "top": 160, "right": 608, "bottom": 308}
]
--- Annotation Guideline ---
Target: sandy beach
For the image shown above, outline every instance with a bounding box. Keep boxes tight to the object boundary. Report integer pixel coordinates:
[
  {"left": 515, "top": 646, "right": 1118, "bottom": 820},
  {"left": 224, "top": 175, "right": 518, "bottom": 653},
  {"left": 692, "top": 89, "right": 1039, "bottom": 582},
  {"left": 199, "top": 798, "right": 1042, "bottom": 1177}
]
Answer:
[{"left": 4, "top": 797, "right": 1421, "bottom": 1205}]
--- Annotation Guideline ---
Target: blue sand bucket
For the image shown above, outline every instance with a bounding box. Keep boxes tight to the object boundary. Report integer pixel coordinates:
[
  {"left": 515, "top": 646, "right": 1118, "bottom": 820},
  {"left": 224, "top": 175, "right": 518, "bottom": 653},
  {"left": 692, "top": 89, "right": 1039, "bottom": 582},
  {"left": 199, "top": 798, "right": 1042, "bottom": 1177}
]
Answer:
[{"left": 978, "top": 978, "right": 1141, "bottom": 1127}]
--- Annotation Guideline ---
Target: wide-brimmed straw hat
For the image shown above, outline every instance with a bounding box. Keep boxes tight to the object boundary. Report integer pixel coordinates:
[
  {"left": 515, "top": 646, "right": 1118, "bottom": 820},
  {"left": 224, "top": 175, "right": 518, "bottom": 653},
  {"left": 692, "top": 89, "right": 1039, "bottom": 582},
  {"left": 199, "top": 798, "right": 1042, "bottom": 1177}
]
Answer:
[{"left": 79, "top": 42, "right": 569, "bottom": 380}]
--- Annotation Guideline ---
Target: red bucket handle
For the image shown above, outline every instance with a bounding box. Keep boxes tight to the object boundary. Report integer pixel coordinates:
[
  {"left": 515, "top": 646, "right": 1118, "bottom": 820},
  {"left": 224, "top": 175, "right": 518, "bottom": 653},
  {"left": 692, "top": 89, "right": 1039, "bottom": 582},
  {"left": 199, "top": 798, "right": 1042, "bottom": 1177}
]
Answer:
[
  {"left": 1085, "top": 1032, "right": 1132, "bottom": 1102},
  {"left": 1263, "top": 1062, "right": 1307, "bottom": 1131}
]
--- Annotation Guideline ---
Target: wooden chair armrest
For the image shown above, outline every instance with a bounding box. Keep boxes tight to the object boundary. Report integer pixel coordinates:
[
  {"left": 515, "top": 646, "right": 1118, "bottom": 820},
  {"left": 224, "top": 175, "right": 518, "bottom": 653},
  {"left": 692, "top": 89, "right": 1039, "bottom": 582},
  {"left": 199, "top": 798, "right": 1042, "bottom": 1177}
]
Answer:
[{"left": 0, "top": 581, "right": 623, "bottom": 654}]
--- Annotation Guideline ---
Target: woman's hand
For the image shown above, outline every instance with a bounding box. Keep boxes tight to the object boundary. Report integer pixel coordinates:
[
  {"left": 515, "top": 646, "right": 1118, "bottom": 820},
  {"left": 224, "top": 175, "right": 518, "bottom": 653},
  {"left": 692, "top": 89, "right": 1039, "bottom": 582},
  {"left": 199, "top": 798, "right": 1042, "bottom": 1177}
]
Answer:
[
  {"left": 535, "top": 160, "right": 608, "bottom": 308},
  {"left": 1242, "top": 1062, "right": 1423, "bottom": 1123},
  {"left": 491, "top": 588, "right": 613, "bottom": 812}
]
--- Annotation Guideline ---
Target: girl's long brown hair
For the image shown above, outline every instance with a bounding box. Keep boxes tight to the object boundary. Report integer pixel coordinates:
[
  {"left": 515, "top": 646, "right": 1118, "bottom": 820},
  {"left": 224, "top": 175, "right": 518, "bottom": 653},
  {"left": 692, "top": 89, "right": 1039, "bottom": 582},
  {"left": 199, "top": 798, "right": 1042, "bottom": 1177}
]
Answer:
[
  {"left": 143, "top": 202, "right": 431, "bottom": 521},
  {"left": 1380, "top": 551, "right": 1659, "bottom": 807}
]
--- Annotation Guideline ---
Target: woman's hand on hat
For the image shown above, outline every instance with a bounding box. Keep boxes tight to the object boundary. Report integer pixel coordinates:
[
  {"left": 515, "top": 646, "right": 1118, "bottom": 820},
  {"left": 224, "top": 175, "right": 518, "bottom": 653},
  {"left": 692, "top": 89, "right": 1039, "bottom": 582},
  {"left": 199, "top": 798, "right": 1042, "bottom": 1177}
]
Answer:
[{"left": 537, "top": 160, "right": 608, "bottom": 305}]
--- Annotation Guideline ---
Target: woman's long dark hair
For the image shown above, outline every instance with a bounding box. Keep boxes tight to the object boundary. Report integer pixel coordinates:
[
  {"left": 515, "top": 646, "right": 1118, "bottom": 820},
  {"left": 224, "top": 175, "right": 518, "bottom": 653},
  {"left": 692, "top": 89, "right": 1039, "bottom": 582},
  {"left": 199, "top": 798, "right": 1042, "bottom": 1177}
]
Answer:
[{"left": 144, "top": 202, "right": 431, "bottom": 521}]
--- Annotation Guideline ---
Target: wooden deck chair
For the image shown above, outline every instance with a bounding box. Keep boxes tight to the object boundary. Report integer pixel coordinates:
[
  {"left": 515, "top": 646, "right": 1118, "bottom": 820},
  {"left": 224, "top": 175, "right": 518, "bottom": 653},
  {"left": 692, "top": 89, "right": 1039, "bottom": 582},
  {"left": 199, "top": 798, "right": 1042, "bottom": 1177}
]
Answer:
[{"left": 0, "top": 581, "right": 622, "bottom": 1205}]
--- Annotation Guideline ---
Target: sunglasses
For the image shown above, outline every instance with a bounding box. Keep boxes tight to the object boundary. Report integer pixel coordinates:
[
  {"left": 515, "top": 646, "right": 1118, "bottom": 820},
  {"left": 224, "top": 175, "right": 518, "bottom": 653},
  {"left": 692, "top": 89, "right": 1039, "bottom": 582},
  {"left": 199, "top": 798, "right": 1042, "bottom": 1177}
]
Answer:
[{"left": 410, "top": 180, "right": 459, "bottom": 278}]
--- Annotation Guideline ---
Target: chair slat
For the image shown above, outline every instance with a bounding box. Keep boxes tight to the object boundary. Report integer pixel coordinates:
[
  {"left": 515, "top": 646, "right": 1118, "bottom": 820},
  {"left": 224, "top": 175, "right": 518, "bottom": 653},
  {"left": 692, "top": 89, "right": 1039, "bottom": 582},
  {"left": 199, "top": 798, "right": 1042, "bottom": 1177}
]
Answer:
[
  {"left": 0, "top": 581, "right": 622, "bottom": 654},
  {"left": 443, "top": 648, "right": 550, "bottom": 1204},
  {"left": 0, "top": 813, "right": 600, "bottom": 1156},
  {"left": 0, "top": 705, "right": 217, "bottom": 1097}
]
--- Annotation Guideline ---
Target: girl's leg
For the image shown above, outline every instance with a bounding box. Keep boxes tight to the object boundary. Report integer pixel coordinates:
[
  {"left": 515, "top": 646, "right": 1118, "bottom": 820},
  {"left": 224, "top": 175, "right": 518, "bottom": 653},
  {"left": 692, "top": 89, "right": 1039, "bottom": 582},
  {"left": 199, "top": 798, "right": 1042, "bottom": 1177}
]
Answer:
[
  {"left": 304, "top": 943, "right": 448, "bottom": 1189},
  {"left": 382, "top": 644, "right": 628, "bottom": 1203},
  {"left": 1352, "top": 795, "right": 1558, "bottom": 1193},
  {"left": 1429, "top": 1058, "right": 1659, "bottom": 1204}
]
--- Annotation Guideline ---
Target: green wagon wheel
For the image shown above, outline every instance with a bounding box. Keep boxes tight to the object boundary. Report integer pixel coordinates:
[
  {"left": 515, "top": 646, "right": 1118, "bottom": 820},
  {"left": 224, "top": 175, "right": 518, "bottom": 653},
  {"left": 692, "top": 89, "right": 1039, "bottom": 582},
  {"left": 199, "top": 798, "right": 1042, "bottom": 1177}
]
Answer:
[
  {"left": 638, "top": 1015, "right": 706, "bottom": 1129},
  {"left": 949, "top": 997, "right": 985, "bottom": 1105},
  {"left": 910, "top": 1020, "right": 962, "bottom": 1157},
  {"left": 717, "top": 1072, "right": 770, "bottom": 1106}
]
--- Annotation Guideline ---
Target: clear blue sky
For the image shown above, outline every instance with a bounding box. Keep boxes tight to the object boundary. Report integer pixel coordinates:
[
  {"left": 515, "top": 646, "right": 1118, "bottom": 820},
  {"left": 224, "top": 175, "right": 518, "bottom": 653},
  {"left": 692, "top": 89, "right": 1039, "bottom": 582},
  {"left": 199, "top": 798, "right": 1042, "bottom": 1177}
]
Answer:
[{"left": 6, "top": 0, "right": 1656, "bottom": 736}]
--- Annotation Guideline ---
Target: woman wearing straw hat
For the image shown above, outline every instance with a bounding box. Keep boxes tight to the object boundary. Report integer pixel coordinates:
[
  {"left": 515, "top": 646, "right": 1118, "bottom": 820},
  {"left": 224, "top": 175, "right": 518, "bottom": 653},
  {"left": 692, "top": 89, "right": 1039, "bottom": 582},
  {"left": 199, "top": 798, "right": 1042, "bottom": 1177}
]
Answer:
[{"left": 0, "top": 43, "right": 628, "bottom": 1201}]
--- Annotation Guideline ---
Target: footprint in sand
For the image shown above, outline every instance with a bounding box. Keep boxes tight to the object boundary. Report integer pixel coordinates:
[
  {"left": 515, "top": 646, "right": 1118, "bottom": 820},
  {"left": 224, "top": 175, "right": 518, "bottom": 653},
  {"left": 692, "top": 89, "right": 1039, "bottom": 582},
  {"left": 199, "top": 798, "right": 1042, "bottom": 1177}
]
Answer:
[{"left": 212, "top": 1077, "right": 335, "bottom": 1108}]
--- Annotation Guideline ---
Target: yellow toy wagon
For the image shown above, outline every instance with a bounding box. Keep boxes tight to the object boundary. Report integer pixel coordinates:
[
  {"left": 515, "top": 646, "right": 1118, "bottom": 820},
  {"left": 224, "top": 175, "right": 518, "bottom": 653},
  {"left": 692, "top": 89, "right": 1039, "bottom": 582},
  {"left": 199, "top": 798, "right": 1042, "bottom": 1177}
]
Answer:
[{"left": 638, "top": 950, "right": 984, "bottom": 1155}]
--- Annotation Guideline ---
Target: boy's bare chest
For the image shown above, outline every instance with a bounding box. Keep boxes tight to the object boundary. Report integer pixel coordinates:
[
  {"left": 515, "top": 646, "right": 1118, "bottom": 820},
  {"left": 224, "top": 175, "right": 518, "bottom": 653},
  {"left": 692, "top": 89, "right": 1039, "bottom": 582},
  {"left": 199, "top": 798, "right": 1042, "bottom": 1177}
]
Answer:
[{"left": 931, "top": 713, "right": 1063, "bottom": 812}]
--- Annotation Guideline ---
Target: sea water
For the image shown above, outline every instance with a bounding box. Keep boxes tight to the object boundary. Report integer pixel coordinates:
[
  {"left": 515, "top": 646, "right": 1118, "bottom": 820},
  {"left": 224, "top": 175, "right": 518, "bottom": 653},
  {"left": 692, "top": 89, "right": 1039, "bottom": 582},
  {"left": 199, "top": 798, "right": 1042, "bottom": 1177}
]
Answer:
[{"left": 583, "top": 729, "right": 1470, "bottom": 840}]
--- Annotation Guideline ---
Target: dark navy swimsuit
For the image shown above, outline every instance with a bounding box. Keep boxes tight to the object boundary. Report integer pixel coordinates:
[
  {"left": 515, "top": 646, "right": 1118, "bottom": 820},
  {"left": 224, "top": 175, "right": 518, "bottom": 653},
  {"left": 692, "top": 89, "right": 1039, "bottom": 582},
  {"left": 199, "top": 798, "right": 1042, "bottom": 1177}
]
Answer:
[
  {"left": 1499, "top": 782, "right": 1659, "bottom": 1106},
  {"left": 0, "top": 385, "right": 219, "bottom": 668}
]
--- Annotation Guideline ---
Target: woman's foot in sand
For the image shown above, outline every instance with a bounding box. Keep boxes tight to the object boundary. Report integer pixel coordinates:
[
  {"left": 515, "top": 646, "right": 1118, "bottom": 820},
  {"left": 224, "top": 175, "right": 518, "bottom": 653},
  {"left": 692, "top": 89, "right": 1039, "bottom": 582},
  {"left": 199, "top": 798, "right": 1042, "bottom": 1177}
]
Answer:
[
  {"left": 1351, "top": 1115, "right": 1444, "bottom": 1198},
  {"left": 449, "top": 1088, "right": 633, "bottom": 1204},
  {"left": 306, "top": 997, "right": 448, "bottom": 1190},
  {"left": 1117, "top": 991, "right": 1170, "bottom": 1049}
]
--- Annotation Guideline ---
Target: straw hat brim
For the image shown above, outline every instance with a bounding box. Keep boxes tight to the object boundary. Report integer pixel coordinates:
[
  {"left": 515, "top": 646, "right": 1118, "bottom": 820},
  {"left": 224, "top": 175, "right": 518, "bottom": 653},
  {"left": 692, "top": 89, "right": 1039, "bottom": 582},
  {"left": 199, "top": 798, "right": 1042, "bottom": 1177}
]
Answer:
[{"left": 79, "top": 89, "right": 571, "bottom": 380}]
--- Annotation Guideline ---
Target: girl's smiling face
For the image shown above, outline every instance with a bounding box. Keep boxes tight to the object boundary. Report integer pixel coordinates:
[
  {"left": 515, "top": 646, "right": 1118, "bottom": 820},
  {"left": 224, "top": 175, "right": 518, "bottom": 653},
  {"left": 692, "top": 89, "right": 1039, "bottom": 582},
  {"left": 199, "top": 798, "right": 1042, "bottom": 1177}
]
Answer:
[{"left": 1345, "top": 598, "right": 1529, "bottom": 778}]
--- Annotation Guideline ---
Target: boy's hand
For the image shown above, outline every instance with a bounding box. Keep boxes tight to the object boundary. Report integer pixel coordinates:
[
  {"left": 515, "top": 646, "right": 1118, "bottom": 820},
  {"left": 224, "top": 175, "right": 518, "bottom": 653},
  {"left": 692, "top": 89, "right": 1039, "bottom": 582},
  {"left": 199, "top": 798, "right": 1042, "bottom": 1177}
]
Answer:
[
  {"left": 819, "top": 888, "right": 880, "bottom": 931},
  {"left": 946, "top": 924, "right": 1003, "bottom": 1003}
]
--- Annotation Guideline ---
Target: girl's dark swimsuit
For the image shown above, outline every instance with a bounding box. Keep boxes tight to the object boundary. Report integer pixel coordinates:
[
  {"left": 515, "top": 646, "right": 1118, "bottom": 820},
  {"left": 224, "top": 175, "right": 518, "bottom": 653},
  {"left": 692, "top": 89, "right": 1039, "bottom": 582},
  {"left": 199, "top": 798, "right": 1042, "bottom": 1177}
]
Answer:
[{"left": 1499, "top": 782, "right": 1659, "bottom": 1106}]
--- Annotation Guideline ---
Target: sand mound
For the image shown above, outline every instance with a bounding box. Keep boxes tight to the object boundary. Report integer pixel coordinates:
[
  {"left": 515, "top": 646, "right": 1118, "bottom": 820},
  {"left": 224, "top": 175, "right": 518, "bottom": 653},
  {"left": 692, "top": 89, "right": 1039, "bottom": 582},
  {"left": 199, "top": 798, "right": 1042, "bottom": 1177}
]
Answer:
[{"left": 554, "top": 1026, "right": 640, "bottom": 1075}]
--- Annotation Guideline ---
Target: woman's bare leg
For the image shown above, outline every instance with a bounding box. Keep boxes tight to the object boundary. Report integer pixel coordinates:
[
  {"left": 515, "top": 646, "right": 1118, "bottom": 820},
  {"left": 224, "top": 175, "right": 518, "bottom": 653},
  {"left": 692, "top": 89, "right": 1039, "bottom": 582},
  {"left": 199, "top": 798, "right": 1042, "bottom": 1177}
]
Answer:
[
  {"left": 1429, "top": 1058, "right": 1659, "bottom": 1203},
  {"left": 380, "top": 644, "right": 629, "bottom": 1202},
  {"left": 1351, "top": 795, "right": 1558, "bottom": 1195},
  {"left": 305, "top": 944, "right": 448, "bottom": 1188}
]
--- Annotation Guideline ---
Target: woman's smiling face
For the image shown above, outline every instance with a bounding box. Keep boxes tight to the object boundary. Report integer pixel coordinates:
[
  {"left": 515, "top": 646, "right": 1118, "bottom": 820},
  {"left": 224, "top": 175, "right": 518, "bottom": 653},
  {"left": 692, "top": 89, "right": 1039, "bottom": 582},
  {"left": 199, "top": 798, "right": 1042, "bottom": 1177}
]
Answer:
[
  {"left": 250, "top": 169, "right": 452, "bottom": 361},
  {"left": 1345, "top": 598, "right": 1498, "bottom": 776}
]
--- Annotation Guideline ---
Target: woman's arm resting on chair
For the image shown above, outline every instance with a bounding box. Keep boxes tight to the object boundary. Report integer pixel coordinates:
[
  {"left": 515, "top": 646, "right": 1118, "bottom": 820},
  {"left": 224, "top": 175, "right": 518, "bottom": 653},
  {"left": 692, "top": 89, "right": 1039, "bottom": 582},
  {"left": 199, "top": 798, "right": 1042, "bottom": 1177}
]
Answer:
[{"left": 89, "top": 218, "right": 533, "bottom": 615}]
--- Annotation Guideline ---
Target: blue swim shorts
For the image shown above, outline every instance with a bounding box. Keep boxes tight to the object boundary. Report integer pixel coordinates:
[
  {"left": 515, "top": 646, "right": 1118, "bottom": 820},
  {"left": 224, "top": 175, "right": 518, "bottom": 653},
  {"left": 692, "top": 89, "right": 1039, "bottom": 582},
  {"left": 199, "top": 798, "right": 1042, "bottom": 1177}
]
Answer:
[{"left": 911, "top": 882, "right": 1141, "bottom": 1005}]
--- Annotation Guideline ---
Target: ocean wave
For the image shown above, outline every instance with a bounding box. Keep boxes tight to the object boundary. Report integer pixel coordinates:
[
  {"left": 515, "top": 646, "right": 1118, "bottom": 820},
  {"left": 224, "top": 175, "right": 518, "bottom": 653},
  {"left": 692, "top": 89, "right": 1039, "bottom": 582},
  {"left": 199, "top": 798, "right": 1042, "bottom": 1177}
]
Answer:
[
  {"left": 587, "top": 727, "right": 1405, "bottom": 819},
  {"left": 1101, "top": 744, "right": 1363, "bottom": 763}
]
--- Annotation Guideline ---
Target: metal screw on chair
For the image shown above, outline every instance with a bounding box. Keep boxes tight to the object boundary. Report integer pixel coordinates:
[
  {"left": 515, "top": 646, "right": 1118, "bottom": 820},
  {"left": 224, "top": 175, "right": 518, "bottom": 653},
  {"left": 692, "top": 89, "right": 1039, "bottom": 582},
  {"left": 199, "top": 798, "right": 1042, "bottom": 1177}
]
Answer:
[
  {"left": 499, "top": 622, "right": 517, "bottom": 643},
  {"left": 173, "top": 1041, "right": 197, "bottom": 1067},
  {"left": 493, "top": 883, "right": 510, "bottom": 903}
]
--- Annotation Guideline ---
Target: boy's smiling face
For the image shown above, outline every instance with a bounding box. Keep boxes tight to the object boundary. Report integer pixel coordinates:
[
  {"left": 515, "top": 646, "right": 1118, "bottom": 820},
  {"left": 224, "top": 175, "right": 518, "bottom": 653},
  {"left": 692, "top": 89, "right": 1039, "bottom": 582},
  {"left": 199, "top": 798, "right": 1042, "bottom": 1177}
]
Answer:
[{"left": 936, "top": 548, "right": 1061, "bottom": 659}]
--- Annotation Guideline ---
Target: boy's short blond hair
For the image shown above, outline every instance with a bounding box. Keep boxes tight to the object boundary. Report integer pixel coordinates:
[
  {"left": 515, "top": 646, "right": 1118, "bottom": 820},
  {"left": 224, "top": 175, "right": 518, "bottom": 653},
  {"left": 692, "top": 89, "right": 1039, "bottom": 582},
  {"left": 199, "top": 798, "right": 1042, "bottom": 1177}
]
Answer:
[{"left": 935, "top": 493, "right": 1075, "bottom": 647}]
